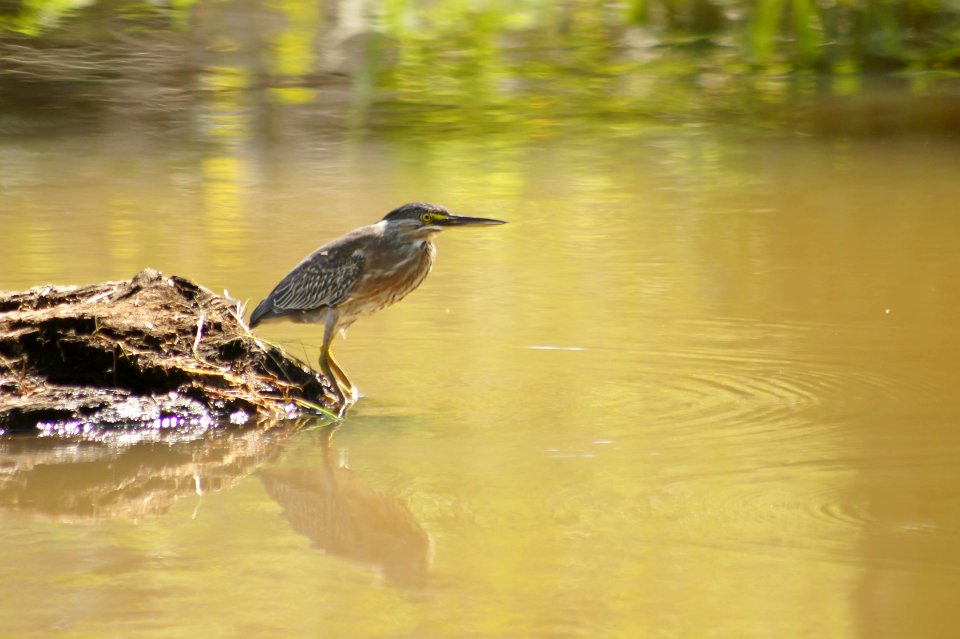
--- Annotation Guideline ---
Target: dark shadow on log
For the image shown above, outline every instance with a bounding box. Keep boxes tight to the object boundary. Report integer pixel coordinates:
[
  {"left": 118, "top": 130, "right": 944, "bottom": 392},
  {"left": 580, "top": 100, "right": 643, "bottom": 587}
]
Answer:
[
  {"left": 258, "top": 425, "right": 432, "bottom": 587},
  {"left": 0, "top": 269, "right": 339, "bottom": 433}
]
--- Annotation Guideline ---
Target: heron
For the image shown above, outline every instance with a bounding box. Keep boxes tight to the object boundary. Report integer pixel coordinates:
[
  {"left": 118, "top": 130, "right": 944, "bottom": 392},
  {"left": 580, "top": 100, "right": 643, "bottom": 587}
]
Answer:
[{"left": 248, "top": 202, "right": 506, "bottom": 405}]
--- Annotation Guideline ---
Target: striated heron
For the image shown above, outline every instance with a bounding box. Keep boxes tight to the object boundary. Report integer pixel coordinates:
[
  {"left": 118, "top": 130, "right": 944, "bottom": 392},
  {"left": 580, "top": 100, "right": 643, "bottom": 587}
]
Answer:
[{"left": 248, "top": 202, "right": 506, "bottom": 404}]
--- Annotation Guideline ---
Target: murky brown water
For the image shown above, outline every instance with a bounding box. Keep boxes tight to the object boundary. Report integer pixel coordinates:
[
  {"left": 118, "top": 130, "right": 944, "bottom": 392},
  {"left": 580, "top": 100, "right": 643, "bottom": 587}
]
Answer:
[{"left": 3, "top": 119, "right": 960, "bottom": 637}]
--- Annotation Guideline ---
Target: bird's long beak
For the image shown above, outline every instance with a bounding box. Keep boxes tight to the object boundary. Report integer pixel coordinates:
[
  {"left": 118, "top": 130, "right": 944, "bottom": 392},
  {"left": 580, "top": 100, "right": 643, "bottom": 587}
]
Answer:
[{"left": 440, "top": 213, "right": 507, "bottom": 227}]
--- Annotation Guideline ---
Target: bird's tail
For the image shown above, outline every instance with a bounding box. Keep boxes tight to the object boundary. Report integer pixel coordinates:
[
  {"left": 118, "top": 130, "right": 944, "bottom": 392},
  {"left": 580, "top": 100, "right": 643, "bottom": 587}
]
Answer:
[{"left": 248, "top": 298, "right": 275, "bottom": 328}]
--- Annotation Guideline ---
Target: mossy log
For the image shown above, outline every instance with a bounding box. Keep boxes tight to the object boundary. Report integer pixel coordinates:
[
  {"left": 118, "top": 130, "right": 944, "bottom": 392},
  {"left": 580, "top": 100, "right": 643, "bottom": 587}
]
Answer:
[{"left": 0, "top": 269, "right": 336, "bottom": 433}]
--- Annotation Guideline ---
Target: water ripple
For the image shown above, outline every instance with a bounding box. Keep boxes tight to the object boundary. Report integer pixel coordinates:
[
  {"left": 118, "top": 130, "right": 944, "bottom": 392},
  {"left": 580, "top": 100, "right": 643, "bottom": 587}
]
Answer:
[{"left": 584, "top": 315, "right": 938, "bottom": 440}]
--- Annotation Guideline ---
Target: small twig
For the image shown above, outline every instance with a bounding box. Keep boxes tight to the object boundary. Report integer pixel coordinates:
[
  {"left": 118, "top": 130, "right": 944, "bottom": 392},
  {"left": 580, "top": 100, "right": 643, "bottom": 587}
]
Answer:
[
  {"left": 222, "top": 290, "right": 249, "bottom": 330},
  {"left": 85, "top": 286, "right": 119, "bottom": 305},
  {"left": 192, "top": 313, "right": 205, "bottom": 356}
]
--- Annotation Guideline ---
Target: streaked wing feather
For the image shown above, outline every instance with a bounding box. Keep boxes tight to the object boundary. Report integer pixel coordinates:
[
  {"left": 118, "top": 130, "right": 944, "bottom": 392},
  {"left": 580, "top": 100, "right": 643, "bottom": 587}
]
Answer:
[{"left": 270, "top": 251, "right": 363, "bottom": 311}]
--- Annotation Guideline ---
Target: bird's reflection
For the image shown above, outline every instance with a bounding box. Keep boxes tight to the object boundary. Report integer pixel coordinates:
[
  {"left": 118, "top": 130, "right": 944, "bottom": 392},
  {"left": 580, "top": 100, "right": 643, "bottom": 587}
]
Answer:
[
  {"left": 258, "top": 424, "right": 432, "bottom": 587},
  {"left": 0, "top": 420, "right": 431, "bottom": 586}
]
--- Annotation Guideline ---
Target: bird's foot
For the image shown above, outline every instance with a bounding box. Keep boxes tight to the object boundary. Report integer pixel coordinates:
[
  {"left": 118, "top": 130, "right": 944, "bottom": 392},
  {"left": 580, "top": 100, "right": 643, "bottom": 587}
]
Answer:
[{"left": 325, "top": 383, "right": 360, "bottom": 417}]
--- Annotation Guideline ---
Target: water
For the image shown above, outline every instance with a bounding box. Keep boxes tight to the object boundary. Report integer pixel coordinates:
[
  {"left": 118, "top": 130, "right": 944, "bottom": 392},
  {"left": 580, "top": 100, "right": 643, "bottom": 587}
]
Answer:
[
  {"left": 4, "top": 24, "right": 960, "bottom": 633},
  {"left": 3, "top": 124, "right": 959, "bottom": 637}
]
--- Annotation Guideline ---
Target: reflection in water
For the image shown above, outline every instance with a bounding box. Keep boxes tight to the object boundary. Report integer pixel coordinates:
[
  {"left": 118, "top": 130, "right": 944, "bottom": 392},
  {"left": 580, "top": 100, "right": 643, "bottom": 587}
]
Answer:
[
  {"left": 2, "top": 128, "right": 960, "bottom": 637},
  {"left": 0, "top": 426, "right": 294, "bottom": 522},
  {"left": 4, "top": 0, "right": 959, "bottom": 143},
  {"left": 258, "top": 425, "right": 431, "bottom": 587},
  {"left": 0, "top": 421, "right": 429, "bottom": 588},
  {"left": 3, "top": 8, "right": 960, "bottom": 630}
]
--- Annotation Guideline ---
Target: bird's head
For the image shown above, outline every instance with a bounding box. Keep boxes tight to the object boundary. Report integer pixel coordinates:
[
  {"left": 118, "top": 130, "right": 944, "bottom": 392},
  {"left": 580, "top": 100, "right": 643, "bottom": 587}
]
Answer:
[{"left": 382, "top": 202, "right": 506, "bottom": 237}]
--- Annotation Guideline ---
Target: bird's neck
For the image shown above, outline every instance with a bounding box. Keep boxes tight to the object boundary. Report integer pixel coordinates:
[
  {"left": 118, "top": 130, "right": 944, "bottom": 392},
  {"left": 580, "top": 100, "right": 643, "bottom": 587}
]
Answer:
[{"left": 385, "top": 223, "right": 440, "bottom": 244}]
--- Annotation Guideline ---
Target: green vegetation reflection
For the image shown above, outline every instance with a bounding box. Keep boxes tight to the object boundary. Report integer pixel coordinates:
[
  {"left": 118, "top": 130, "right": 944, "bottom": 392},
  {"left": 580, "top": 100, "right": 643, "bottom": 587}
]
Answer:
[
  {"left": 3, "top": 0, "right": 959, "bottom": 138},
  {"left": 5, "top": 0, "right": 960, "bottom": 71}
]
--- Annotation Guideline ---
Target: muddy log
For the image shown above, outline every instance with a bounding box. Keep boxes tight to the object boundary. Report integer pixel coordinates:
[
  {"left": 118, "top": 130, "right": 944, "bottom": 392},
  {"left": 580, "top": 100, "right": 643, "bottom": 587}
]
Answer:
[{"left": 0, "top": 269, "right": 336, "bottom": 433}]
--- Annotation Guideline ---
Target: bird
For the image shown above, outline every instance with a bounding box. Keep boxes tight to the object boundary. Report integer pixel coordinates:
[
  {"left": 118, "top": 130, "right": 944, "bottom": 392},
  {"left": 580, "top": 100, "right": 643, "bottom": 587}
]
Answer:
[{"left": 248, "top": 202, "right": 506, "bottom": 405}]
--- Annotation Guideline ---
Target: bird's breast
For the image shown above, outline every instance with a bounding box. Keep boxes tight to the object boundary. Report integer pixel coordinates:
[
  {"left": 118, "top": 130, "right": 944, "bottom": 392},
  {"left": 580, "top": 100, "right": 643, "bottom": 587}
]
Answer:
[{"left": 341, "top": 241, "right": 436, "bottom": 318}]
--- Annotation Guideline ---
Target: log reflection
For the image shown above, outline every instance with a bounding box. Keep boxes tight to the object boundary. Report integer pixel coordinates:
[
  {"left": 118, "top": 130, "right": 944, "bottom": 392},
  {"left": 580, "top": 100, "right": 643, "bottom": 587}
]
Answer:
[
  {"left": 0, "top": 425, "right": 295, "bottom": 522},
  {"left": 0, "top": 422, "right": 431, "bottom": 587},
  {"left": 258, "top": 425, "right": 431, "bottom": 587}
]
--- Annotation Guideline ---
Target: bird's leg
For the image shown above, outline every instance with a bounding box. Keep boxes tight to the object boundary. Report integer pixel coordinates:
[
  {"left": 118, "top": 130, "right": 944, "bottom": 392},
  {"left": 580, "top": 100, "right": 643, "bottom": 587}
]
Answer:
[
  {"left": 326, "top": 351, "right": 359, "bottom": 402},
  {"left": 320, "top": 312, "right": 348, "bottom": 406},
  {"left": 319, "top": 348, "right": 345, "bottom": 405}
]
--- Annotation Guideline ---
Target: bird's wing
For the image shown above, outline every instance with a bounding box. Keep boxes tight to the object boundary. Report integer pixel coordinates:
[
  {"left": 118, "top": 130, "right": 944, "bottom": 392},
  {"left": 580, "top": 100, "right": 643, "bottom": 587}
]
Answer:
[{"left": 268, "top": 249, "right": 365, "bottom": 312}]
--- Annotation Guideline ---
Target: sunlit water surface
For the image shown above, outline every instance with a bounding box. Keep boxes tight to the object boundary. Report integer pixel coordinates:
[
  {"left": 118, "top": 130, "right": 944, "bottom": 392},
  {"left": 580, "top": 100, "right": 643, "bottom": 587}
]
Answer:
[{"left": 2, "top": 125, "right": 960, "bottom": 638}]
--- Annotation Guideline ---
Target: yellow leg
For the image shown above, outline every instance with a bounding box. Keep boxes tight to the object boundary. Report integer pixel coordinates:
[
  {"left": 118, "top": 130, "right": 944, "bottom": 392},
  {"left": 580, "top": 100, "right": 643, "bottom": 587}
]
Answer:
[
  {"left": 327, "top": 351, "right": 358, "bottom": 401},
  {"left": 318, "top": 348, "right": 345, "bottom": 405},
  {"left": 319, "top": 313, "right": 348, "bottom": 406}
]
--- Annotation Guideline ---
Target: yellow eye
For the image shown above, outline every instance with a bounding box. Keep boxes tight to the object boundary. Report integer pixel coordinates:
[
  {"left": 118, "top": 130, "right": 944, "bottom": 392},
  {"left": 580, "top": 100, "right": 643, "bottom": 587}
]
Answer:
[{"left": 420, "top": 213, "right": 434, "bottom": 223}]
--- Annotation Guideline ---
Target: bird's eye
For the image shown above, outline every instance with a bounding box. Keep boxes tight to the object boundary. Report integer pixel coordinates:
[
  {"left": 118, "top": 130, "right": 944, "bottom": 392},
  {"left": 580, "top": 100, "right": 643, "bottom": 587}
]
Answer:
[{"left": 420, "top": 213, "right": 434, "bottom": 223}]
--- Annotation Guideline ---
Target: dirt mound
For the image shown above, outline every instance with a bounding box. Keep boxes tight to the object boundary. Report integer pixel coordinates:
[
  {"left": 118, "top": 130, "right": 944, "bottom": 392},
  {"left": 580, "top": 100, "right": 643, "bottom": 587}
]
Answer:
[{"left": 0, "top": 269, "right": 336, "bottom": 433}]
